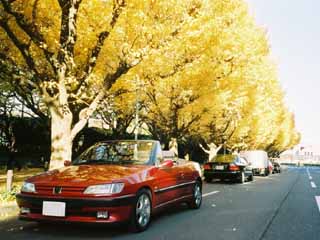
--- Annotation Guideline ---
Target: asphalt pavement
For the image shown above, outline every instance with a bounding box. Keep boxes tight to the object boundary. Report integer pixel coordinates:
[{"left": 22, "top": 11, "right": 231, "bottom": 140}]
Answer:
[{"left": 0, "top": 166, "right": 319, "bottom": 240}]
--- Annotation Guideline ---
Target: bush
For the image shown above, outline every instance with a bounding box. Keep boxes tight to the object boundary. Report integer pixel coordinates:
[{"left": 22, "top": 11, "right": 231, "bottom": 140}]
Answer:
[{"left": 0, "top": 185, "right": 20, "bottom": 203}]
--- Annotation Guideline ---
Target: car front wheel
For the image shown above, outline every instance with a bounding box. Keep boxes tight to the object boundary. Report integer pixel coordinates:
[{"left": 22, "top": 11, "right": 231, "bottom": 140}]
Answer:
[
  {"left": 188, "top": 181, "right": 202, "bottom": 209},
  {"left": 204, "top": 177, "right": 212, "bottom": 183},
  {"left": 248, "top": 172, "right": 254, "bottom": 181},
  {"left": 130, "top": 189, "right": 152, "bottom": 232}
]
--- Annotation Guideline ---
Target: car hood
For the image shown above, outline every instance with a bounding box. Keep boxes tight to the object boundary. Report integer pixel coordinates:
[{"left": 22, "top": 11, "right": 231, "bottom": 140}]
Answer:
[{"left": 27, "top": 164, "right": 150, "bottom": 186}]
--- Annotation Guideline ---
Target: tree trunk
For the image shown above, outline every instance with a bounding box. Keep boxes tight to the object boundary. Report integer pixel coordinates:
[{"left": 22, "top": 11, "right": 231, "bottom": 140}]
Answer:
[{"left": 49, "top": 108, "right": 73, "bottom": 170}]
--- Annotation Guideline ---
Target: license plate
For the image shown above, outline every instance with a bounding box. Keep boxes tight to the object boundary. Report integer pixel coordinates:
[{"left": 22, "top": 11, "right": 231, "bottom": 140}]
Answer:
[
  {"left": 215, "top": 165, "right": 224, "bottom": 170},
  {"left": 42, "top": 201, "right": 66, "bottom": 217}
]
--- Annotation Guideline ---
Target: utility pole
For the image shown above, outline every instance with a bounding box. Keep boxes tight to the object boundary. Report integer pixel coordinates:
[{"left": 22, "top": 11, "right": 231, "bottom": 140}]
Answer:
[
  {"left": 133, "top": 76, "right": 142, "bottom": 161},
  {"left": 134, "top": 76, "right": 140, "bottom": 141}
]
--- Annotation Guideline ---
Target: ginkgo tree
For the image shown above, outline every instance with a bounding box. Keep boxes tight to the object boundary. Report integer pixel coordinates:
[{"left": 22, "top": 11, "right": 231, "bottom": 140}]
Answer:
[
  {"left": 182, "top": 0, "right": 300, "bottom": 155},
  {"left": 0, "top": 0, "right": 300, "bottom": 168},
  {"left": 194, "top": 0, "right": 271, "bottom": 147},
  {"left": 0, "top": 0, "right": 222, "bottom": 169}
]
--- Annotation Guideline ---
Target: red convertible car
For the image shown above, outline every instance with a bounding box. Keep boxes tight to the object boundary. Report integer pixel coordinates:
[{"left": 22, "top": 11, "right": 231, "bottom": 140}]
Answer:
[{"left": 16, "top": 140, "right": 202, "bottom": 232}]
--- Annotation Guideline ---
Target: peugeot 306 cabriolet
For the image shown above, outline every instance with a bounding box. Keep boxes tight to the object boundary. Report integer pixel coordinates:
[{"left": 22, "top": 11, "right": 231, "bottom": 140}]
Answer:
[{"left": 16, "top": 140, "right": 202, "bottom": 232}]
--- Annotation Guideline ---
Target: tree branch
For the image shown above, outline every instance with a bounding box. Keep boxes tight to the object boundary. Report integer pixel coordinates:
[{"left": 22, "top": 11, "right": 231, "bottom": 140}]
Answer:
[
  {"left": 57, "top": 0, "right": 82, "bottom": 69},
  {"left": 104, "top": 60, "right": 132, "bottom": 89},
  {"left": 0, "top": 19, "right": 40, "bottom": 78},
  {"left": 158, "top": 54, "right": 200, "bottom": 79},
  {"left": 70, "top": 89, "right": 105, "bottom": 140},
  {"left": 0, "top": 0, "right": 58, "bottom": 72},
  {"left": 75, "top": 0, "right": 127, "bottom": 93},
  {"left": 179, "top": 114, "right": 201, "bottom": 135}
]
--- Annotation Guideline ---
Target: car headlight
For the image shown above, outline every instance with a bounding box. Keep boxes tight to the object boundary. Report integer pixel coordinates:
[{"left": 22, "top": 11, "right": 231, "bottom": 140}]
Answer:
[
  {"left": 84, "top": 183, "right": 124, "bottom": 195},
  {"left": 21, "top": 182, "right": 36, "bottom": 193}
]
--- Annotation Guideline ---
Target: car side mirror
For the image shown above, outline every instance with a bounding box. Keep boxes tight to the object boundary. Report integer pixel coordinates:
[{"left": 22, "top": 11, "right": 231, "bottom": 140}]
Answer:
[
  {"left": 159, "top": 159, "right": 174, "bottom": 168},
  {"left": 64, "top": 160, "right": 72, "bottom": 167}
]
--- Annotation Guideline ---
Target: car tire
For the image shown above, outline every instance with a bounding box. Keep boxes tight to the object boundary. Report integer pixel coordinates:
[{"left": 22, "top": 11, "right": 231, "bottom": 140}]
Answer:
[
  {"left": 239, "top": 171, "right": 245, "bottom": 184},
  {"left": 188, "top": 181, "right": 202, "bottom": 209},
  {"left": 205, "top": 177, "right": 212, "bottom": 183},
  {"left": 248, "top": 173, "right": 254, "bottom": 182},
  {"left": 130, "top": 189, "right": 152, "bottom": 233}
]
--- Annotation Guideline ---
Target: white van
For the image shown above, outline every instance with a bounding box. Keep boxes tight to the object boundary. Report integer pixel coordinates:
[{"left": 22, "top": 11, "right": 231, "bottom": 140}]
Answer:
[{"left": 240, "top": 150, "right": 269, "bottom": 176}]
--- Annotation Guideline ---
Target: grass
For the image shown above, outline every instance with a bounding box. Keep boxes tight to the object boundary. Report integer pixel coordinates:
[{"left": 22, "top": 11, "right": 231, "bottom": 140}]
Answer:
[
  {"left": 0, "top": 168, "right": 44, "bottom": 204},
  {"left": 0, "top": 168, "right": 44, "bottom": 220}
]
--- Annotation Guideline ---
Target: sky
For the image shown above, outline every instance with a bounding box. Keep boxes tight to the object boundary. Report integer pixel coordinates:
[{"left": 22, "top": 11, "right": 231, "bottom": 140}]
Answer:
[{"left": 246, "top": 0, "right": 320, "bottom": 145}]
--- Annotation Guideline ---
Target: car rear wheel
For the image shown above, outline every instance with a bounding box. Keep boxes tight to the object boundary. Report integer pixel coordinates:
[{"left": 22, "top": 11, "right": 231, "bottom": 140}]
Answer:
[
  {"left": 188, "top": 181, "right": 202, "bottom": 209},
  {"left": 130, "top": 189, "right": 152, "bottom": 232},
  {"left": 239, "top": 171, "right": 245, "bottom": 183}
]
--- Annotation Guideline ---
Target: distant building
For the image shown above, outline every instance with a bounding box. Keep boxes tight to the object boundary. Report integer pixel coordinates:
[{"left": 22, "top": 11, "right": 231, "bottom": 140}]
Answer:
[{"left": 280, "top": 144, "right": 320, "bottom": 164}]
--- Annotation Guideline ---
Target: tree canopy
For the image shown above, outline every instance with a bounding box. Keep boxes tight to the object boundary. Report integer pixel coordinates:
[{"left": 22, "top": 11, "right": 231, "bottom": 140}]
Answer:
[{"left": 0, "top": 0, "right": 300, "bottom": 168}]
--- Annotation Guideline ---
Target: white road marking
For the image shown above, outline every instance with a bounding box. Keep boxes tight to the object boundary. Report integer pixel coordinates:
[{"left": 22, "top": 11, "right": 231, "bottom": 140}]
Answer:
[
  {"left": 243, "top": 182, "right": 252, "bottom": 185},
  {"left": 202, "top": 191, "right": 220, "bottom": 198},
  {"left": 307, "top": 168, "right": 312, "bottom": 180},
  {"left": 315, "top": 196, "right": 320, "bottom": 213},
  {"left": 311, "top": 181, "right": 317, "bottom": 188}
]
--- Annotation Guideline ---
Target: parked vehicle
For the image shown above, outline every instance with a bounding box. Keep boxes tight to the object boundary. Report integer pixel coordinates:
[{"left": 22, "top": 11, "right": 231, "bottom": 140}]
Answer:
[
  {"left": 272, "top": 162, "right": 281, "bottom": 173},
  {"left": 268, "top": 160, "right": 273, "bottom": 174},
  {"left": 16, "top": 140, "right": 202, "bottom": 232},
  {"left": 203, "top": 155, "right": 254, "bottom": 183},
  {"left": 240, "top": 151, "right": 269, "bottom": 176}
]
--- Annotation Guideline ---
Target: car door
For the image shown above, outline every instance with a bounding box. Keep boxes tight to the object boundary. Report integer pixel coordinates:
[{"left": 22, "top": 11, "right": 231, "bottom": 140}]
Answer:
[
  {"left": 152, "top": 161, "right": 182, "bottom": 207},
  {"left": 173, "top": 160, "right": 196, "bottom": 197}
]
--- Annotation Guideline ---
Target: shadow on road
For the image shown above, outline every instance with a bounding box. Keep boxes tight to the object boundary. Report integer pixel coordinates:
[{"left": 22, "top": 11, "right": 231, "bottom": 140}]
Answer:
[
  {"left": 205, "top": 179, "right": 238, "bottom": 185},
  {"left": 0, "top": 204, "right": 191, "bottom": 239}
]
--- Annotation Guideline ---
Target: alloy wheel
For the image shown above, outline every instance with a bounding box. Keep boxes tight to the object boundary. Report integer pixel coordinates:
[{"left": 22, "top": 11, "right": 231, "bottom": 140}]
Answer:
[
  {"left": 136, "top": 193, "right": 151, "bottom": 228},
  {"left": 189, "top": 181, "right": 202, "bottom": 209},
  {"left": 194, "top": 183, "right": 202, "bottom": 207}
]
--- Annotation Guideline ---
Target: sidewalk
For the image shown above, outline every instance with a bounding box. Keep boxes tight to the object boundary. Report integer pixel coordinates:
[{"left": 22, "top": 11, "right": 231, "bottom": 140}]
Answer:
[{"left": 0, "top": 202, "right": 19, "bottom": 219}]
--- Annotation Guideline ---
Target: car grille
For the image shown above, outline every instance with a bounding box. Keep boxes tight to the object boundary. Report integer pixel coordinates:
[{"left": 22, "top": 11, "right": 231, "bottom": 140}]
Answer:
[{"left": 36, "top": 185, "right": 85, "bottom": 196}]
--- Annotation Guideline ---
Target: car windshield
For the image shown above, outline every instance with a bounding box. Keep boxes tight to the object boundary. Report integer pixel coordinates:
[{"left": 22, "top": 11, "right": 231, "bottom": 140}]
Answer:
[{"left": 73, "top": 141, "right": 155, "bottom": 165}]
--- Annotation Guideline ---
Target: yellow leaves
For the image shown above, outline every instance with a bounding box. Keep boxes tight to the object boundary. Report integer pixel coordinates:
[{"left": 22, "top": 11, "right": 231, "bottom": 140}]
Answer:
[{"left": 0, "top": 0, "right": 299, "bottom": 153}]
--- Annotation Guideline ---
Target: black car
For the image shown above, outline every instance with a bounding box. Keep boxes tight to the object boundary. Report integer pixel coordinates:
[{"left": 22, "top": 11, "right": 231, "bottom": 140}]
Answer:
[
  {"left": 203, "top": 155, "right": 254, "bottom": 183},
  {"left": 272, "top": 162, "right": 281, "bottom": 173}
]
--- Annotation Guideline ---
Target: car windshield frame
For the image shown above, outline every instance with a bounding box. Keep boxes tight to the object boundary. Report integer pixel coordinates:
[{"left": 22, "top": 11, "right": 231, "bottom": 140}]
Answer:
[{"left": 73, "top": 141, "right": 156, "bottom": 166}]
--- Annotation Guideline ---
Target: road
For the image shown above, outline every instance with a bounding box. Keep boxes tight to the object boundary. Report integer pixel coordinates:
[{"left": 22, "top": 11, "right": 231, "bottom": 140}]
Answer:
[{"left": 0, "top": 166, "right": 319, "bottom": 240}]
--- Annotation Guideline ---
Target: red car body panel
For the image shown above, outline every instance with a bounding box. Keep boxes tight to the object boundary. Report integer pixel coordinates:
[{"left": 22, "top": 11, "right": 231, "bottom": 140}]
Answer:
[{"left": 17, "top": 141, "right": 201, "bottom": 224}]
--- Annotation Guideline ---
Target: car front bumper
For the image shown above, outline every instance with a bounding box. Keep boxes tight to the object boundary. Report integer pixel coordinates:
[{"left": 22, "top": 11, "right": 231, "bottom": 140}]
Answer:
[
  {"left": 16, "top": 193, "right": 136, "bottom": 223},
  {"left": 204, "top": 171, "right": 241, "bottom": 180}
]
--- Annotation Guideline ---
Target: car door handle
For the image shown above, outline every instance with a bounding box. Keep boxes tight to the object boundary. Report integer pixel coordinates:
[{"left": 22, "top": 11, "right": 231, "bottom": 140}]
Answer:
[{"left": 180, "top": 172, "right": 185, "bottom": 179}]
